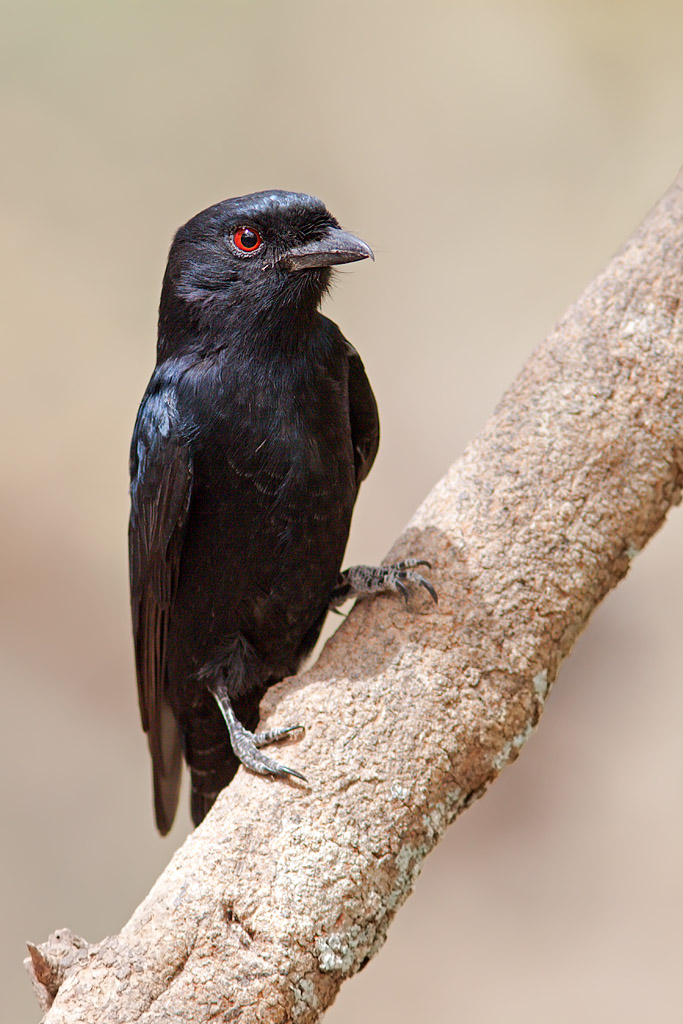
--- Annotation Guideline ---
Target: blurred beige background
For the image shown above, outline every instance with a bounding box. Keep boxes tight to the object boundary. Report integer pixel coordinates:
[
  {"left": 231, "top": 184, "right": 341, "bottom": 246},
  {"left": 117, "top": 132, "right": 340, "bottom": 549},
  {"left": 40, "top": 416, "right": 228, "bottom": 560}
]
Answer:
[{"left": 2, "top": 1, "right": 683, "bottom": 1020}]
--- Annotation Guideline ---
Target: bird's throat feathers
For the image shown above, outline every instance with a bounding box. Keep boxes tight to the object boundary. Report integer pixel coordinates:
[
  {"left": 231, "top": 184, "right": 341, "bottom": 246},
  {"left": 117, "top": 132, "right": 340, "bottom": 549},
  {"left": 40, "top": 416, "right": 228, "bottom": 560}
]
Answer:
[
  {"left": 157, "top": 262, "right": 331, "bottom": 362},
  {"left": 155, "top": 190, "right": 349, "bottom": 362}
]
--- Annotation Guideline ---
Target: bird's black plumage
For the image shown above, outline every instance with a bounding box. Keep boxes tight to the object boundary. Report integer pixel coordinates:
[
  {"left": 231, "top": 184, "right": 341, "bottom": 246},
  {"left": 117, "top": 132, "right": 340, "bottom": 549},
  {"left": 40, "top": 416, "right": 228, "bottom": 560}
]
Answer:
[{"left": 129, "top": 191, "right": 380, "bottom": 833}]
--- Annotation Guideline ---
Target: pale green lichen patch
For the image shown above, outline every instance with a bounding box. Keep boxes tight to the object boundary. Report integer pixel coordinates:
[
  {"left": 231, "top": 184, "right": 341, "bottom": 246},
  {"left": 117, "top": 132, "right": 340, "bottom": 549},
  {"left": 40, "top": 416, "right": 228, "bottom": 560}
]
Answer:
[
  {"left": 390, "top": 781, "right": 410, "bottom": 801},
  {"left": 625, "top": 544, "right": 640, "bottom": 560},
  {"left": 315, "top": 787, "right": 465, "bottom": 978},
  {"left": 386, "top": 843, "right": 426, "bottom": 914},
  {"left": 316, "top": 925, "right": 368, "bottom": 974},
  {"left": 533, "top": 669, "right": 548, "bottom": 700},
  {"left": 491, "top": 720, "right": 535, "bottom": 773},
  {"left": 422, "top": 787, "right": 464, "bottom": 842},
  {"left": 291, "top": 976, "right": 319, "bottom": 1022}
]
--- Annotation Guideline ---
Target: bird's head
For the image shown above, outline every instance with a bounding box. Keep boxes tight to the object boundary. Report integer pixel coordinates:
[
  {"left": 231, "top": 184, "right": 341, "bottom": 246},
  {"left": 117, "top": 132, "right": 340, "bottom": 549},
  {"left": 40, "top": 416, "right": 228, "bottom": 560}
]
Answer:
[{"left": 158, "top": 190, "right": 373, "bottom": 355}]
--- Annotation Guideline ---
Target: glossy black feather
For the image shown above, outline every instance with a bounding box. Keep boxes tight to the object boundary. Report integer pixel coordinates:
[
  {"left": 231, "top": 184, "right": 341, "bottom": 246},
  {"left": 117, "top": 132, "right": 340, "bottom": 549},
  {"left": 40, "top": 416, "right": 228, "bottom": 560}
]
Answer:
[
  {"left": 129, "top": 191, "right": 378, "bottom": 833},
  {"left": 345, "top": 339, "right": 380, "bottom": 485},
  {"left": 129, "top": 382, "right": 193, "bottom": 833}
]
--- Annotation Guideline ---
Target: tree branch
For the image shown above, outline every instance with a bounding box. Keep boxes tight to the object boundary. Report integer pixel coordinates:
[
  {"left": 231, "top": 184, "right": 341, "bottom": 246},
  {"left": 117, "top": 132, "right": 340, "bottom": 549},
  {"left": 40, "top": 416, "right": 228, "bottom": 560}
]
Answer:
[{"left": 28, "top": 171, "right": 683, "bottom": 1023}]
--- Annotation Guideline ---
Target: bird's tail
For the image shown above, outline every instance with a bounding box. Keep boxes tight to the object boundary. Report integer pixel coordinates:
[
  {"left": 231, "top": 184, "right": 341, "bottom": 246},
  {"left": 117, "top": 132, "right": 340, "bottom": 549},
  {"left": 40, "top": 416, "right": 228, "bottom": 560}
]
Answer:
[
  {"left": 150, "top": 698, "right": 183, "bottom": 836},
  {"left": 188, "top": 744, "right": 240, "bottom": 827}
]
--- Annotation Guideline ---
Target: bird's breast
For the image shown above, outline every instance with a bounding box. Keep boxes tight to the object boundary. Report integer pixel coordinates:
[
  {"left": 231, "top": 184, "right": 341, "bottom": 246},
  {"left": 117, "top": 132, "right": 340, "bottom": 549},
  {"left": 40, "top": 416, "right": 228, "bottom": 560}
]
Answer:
[{"left": 185, "top": 356, "right": 356, "bottom": 527}]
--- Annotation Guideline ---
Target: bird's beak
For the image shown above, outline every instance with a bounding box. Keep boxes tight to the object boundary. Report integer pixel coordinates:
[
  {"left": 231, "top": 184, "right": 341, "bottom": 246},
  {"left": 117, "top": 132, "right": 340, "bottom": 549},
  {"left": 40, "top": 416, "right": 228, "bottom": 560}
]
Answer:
[{"left": 280, "top": 228, "right": 374, "bottom": 272}]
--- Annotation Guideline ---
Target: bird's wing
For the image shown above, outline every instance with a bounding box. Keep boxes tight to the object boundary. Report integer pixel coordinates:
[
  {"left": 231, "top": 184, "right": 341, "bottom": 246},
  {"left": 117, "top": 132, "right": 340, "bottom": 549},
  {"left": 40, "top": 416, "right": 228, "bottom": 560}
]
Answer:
[
  {"left": 129, "top": 382, "right": 193, "bottom": 835},
  {"left": 344, "top": 338, "right": 380, "bottom": 486}
]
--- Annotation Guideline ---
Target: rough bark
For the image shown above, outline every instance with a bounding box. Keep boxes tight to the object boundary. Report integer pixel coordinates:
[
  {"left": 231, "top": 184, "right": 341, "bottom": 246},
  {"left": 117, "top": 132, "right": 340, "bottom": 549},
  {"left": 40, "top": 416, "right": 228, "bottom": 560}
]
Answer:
[{"left": 28, "top": 171, "right": 683, "bottom": 1022}]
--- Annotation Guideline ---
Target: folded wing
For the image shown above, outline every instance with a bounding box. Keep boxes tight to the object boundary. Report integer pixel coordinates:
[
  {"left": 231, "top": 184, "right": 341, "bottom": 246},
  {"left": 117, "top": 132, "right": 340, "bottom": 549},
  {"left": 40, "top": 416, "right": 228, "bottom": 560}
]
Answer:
[
  {"left": 129, "top": 382, "right": 193, "bottom": 835},
  {"left": 344, "top": 338, "right": 380, "bottom": 487}
]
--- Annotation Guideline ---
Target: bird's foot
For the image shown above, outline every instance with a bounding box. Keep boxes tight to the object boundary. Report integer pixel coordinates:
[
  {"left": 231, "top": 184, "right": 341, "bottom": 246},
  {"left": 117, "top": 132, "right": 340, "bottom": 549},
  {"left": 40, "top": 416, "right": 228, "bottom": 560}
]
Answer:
[
  {"left": 209, "top": 680, "right": 307, "bottom": 782},
  {"left": 253, "top": 723, "right": 304, "bottom": 748},
  {"left": 329, "top": 558, "right": 437, "bottom": 608}
]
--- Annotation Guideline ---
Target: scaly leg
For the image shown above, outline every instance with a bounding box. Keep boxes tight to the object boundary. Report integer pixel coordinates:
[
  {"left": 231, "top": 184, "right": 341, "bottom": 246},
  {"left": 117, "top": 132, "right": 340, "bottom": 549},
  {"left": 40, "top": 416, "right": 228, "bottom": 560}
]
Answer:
[
  {"left": 208, "top": 677, "right": 307, "bottom": 782},
  {"left": 329, "top": 558, "right": 437, "bottom": 609}
]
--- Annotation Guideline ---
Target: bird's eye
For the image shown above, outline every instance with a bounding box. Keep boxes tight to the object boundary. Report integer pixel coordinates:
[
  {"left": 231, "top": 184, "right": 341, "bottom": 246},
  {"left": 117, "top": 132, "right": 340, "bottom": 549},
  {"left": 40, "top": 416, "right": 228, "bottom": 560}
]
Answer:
[{"left": 232, "top": 226, "right": 263, "bottom": 253}]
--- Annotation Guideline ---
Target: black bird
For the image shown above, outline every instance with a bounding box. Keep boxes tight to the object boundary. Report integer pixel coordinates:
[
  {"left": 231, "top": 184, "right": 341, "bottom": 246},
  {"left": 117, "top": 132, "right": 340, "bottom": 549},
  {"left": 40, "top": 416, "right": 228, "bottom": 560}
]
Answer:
[{"left": 129, "top": 190, "right": 435, "bottom": 834}]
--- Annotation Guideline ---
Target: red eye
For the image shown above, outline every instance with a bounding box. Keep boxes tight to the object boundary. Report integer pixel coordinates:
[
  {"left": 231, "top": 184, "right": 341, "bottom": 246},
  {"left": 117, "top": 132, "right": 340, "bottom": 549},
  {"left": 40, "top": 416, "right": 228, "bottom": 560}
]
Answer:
[{"left": 233, "top": 226, "right": 262, "bottom": 253}]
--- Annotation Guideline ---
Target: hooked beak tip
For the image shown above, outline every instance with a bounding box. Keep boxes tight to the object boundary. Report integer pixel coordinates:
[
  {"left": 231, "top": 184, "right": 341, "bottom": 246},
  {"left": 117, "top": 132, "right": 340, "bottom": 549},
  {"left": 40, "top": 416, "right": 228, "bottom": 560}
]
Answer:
[{"left": 282, "top": 228, "right": 374, "bottom": 272}]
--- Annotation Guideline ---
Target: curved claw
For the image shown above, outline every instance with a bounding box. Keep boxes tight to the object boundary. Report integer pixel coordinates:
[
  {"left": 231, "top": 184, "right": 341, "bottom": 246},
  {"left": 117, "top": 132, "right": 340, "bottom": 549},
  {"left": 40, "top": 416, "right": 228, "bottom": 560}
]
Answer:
[
  {"left": 400, "top": 558, "right": 432, "bottom": 570},
  {"left": 280, "top": 765, "right": 308, "bottom": 783},
  {"left": 394, "top": 569, "right": 438, "bottom": 605},
  {"left": 418, "top": 577, "right": 438, "bottom": 604},
  {"left": 250, "top": 746, "right": 308, "bottom": 783},
  {"left": 253, "top": 723, "right": 305, "bottom": 747}
]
